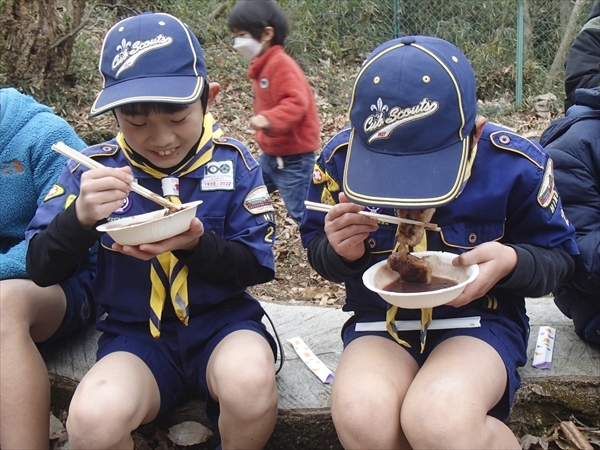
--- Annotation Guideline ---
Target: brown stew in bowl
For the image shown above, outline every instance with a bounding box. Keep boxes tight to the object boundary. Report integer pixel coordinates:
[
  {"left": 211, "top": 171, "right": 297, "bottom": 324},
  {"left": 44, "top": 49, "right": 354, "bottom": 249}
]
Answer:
[{"left": 383, "top": 275, "right": 458, "bottom": 293}]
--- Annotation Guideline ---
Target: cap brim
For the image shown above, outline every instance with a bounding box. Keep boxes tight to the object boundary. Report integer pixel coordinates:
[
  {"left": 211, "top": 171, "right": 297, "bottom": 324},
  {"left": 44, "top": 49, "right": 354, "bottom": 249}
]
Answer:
[
  {"left": 90, "top": 76, "right": 205, "bottom": 116},
  {"left": 343, "top": 129, "right": 470, "bottom": 208}
]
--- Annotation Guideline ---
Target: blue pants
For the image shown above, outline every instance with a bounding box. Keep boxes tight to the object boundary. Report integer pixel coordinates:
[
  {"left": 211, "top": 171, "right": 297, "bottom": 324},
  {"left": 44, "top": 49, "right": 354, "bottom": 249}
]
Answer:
[{"left": 258, "top": 152, "right": 315, "bottom": 223}]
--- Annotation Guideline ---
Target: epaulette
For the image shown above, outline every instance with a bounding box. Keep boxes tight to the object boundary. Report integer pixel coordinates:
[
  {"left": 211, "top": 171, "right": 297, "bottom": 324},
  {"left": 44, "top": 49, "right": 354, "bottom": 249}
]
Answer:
[
  {"left": 213, "top": 136, "right": 244, "bottom": 150},
  {"left": 489, "top": 129, "right": 547, "bottom": 169},
  {"left": 81, "top": 143, "right": 120, "bottom": 159},
  {"left": 212, "top": 136, "right": 257, "bottom": 172},
  {"left": 67, "top": 143, "right": 120, "bottom": 172},
  {"left": 323, "top": 126, "right": 352, "bottom": 164}
]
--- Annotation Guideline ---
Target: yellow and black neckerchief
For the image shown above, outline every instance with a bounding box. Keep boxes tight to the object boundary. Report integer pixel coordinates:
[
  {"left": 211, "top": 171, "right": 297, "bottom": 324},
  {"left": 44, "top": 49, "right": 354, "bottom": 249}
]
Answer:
[
  {"left": 386, "top": 236, "right": 431, "bottom": 354},
  {"left": 117, "top": 113, "right": 222, "bottom": 338}
]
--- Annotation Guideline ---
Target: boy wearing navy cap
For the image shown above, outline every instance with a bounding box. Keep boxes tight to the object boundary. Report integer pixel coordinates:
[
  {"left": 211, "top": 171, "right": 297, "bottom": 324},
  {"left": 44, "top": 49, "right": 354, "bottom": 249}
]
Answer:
[
  {"left": 300, "top": 36, "right": 577, "bottom": 449},
  {"left": 26, "top": 12, "right": 278, "bottom": 450}
]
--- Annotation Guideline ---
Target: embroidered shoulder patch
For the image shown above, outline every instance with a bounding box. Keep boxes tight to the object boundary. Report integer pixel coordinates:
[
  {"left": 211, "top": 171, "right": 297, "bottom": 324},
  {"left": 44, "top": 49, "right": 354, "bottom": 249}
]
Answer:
[
  {"left": 201, "top": 160, "right": 235, "bottom": 191},
  {"left": 44, "top": 184, "right": 65, "bottom": 201},
  {"left": 313, "top": 165, "right": 326, "bottom": 184},
  {"left": 244, "top": 186, "right": 274, "bottom": 215},
  {"left": 537, "top": 159, "right": 555, "bottom": 208}
]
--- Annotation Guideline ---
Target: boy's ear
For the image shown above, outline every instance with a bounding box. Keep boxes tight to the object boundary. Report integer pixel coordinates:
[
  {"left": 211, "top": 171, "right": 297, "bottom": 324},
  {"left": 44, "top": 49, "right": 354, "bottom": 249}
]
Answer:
[
  {"left": 472, "top": 116, "right": 487, "bottom": 146},
  {"left": 261, "top": 26, "right": 274, "bottom": 43},
  {"left": 205, "top": 82, "right": 220, "bottom": 112}
]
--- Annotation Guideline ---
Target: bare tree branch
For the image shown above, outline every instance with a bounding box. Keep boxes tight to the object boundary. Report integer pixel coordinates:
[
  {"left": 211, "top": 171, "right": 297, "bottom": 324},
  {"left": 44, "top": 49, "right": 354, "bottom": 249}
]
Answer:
[{"left": 49, "top": 1, "right": 141, "bottom": 50}]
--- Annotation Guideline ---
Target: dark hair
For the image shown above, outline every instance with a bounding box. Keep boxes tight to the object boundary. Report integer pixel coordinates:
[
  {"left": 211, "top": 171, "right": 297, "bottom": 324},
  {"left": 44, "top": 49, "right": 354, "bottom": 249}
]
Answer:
[
  {"left": 228, "top": 0, "right": 289, "bottom": 46},
  {"left": 116, "top": 83, "right": 209, "bottom": 116}
]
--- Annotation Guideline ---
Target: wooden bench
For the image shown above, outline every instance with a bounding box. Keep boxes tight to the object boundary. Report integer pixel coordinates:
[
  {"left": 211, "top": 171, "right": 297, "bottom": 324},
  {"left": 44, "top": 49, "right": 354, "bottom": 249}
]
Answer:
[{"left": 43, "top": 298, "right": 600, "bottom": 449}]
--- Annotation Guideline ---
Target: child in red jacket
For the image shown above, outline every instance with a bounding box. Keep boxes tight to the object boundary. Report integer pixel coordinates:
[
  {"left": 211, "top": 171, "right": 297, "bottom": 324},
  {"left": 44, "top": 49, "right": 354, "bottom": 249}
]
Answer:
[{"left": 228, "top": 0, "right": 320, "bottom": 224}]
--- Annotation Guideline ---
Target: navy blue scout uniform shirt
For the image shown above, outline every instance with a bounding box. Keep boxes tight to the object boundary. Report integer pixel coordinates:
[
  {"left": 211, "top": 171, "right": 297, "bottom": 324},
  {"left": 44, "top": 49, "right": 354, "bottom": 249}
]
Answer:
[
  {"left": 300, "top": 122, "right": 578, "bottom": 327},
  {"left": 26, "top": 115, "right": 276, "bottom": 339}
]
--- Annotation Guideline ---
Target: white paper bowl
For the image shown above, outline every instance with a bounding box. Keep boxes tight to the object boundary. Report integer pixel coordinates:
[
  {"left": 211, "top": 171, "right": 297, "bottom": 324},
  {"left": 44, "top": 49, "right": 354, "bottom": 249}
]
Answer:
[
  {"left": 363, "top": 251, "right": 479, "bottom": 309},
  {"left": 96, "top": 200, "right": 202, "bottom": 246}
]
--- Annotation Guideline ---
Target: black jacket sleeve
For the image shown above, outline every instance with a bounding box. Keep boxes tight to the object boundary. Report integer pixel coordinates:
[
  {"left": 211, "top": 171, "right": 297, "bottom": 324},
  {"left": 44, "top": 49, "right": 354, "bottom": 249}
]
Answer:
[
  {"left": 306, "top": 233, "right": 372, "bottom": 283},
  {"left": 173, "top": 231, "right": 274, "bottom": 286},
  {"left": 495, "top": 244, "right": 575, "bottom": 297},
  {"left": 26, "top": 203, "right": 101, "bottom": 287}
]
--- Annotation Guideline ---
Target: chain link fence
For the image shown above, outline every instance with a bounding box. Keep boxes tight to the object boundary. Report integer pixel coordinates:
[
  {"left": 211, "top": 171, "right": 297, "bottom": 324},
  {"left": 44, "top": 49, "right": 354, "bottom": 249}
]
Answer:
[
  {"left": 394, "top": 0, "right": 593, "bottom": 106},
  {"left": 67, "top": 0, "right": 596, "bottom": 112},
  {"left": 281, "top": 0, "right": 593, "bottom": 109}
]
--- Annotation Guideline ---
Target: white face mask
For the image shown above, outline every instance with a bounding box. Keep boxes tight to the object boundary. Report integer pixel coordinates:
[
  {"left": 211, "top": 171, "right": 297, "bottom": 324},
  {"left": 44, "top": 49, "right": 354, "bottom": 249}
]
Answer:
[{"left": 233, "top": 37, "right": 263, "bottom": 62}]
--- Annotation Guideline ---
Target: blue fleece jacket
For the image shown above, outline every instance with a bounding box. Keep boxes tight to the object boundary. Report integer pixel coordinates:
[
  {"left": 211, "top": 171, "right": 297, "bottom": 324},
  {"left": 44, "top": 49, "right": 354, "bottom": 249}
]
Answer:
[{"left": 0, "top": 88, "right": 87, "bottom": 279}]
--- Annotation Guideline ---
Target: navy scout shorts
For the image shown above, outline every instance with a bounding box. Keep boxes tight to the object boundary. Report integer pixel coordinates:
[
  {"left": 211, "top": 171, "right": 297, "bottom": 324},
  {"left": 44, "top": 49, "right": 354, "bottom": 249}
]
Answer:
[
  {"left": 40, "top": 270, "right": 96, "bottom": 347},
  {"left": 96, "top": 297, "right": 277, "bottom": 423}
]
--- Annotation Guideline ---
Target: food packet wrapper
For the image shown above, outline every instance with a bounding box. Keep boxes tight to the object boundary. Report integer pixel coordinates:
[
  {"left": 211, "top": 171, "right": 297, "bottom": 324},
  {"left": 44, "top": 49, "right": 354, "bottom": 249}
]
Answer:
[
  {"left": 287, "top": 337, "right": 334, "bottom": 384},
  {"left": 532, "top": 326, "right": 556, "bottom": 370}
]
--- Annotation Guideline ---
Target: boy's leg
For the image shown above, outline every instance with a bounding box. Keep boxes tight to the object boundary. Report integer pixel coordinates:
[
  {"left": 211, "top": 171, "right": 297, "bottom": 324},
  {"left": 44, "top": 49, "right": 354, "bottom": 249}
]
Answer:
[
  {"left": 583, "top": 311, "right": 600, "bottom": 346},
  {"left": 258, "top": 152, "right": 314, "bottom": 223},
  {"left": 401, "top": 336, "right": 520, "bottom": 450},
  {"left": 276, "top": 153, "right": 315, "bottom": 223},
  {"left": 67, "top": 351, "right": 161, "bottom": 450},
  {"left": 206, "top": 329, "right": 278, "bottom": 450},
  {"left": 330, "top": 335, "right": 418, "bottom": 450},
  {"left": 257, "top": 153, "right": 277, "bottom": 193},
  {"left": 0, "top": 279, "right": 68, "bottom": 449}
]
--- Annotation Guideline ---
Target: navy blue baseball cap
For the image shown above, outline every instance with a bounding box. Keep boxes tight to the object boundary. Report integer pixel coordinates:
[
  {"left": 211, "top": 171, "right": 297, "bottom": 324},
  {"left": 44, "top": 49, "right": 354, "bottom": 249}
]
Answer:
[
  {"left": 90, "top": 12, "right": 207, "bottom": 116},
  {"left": 343, "top": 36, "right": 478, "bottom": 208}
]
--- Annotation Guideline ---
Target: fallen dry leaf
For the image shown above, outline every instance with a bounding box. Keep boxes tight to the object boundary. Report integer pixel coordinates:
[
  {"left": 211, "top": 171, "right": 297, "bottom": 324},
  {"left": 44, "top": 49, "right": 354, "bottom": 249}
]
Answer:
[
  {"left": 559, "top": 421, "right": 594, "bottom": 450},
  {"left": 49, "top": 413, "right": 66, "bottom": 440},
  {"left": 167, "top": 420, "right": 213, "bottom": 446},
  {"left": 545, "top": 419, "right": 597, "bottom": 450},
  {"left": 520, "top": 433, "right": 549, "bottom": 450}
]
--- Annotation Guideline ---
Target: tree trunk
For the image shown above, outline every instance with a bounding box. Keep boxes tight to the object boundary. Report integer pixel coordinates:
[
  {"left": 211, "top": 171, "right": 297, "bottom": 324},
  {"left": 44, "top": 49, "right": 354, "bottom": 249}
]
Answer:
[
  {"left": 544, "top": 0, "right": 591, "bottom": 92},
  {"left": 0, "top": 0, "right": 87, "bottom": 98}
]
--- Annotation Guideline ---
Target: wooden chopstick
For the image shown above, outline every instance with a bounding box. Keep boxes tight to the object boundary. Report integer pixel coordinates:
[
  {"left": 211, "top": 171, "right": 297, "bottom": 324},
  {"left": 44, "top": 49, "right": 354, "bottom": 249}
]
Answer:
[
  {"left": 52, "top": 142, "right": 183, "bottom": 212},
  {"left": 304, "top": 200, "right": 441, "bottom": 231}
]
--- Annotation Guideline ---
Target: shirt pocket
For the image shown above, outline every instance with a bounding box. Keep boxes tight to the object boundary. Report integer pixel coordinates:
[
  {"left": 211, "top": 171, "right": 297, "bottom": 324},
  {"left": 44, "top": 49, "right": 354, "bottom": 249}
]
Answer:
[
  {"left": 368, "top": 223, "right": 398, "bottom": 255},
  {"left": 201, "top": 216, "right": 226, "bottom": 238},
  {"left": 440, "top": 220, "right": 505, "bottom": 250}
]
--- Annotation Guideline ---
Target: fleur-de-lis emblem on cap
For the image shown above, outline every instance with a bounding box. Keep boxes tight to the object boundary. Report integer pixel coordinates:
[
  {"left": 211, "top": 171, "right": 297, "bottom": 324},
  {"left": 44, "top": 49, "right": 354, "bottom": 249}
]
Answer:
[
  {"left": 116, "top": 38, "right": 131, "bottom": 57},
  {"left": 370, "top": 98, "right": 388, "bottom": 119}
]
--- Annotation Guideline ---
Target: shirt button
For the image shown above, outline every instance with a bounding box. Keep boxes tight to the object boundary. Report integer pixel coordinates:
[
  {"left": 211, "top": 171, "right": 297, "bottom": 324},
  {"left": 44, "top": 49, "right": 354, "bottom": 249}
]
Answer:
[
  {"left": 367, "top": 238, "right": 377, "bottom": 249},
  {"left": 468, "top": 232, "right": 478, "bottom": 244}
]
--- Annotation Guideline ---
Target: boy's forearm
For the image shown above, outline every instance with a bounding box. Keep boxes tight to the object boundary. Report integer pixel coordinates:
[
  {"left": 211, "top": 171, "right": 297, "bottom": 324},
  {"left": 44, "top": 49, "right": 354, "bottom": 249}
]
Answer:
[
  {"left": 26, "top": 204, "right": 100, "bottom": 286},
  {"left": 306, "top": 233, "right": 372, "bottom": 283}
]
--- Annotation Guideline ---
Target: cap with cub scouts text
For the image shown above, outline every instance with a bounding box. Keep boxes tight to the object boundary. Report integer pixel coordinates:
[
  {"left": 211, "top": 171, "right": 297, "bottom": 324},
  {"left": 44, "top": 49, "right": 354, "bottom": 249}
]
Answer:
[
  {"left": 343, "top": 35, "right": 477, "bottom": 208},
  {"left": 91, "top": 12, "right": 207, "bottom": 116}
]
